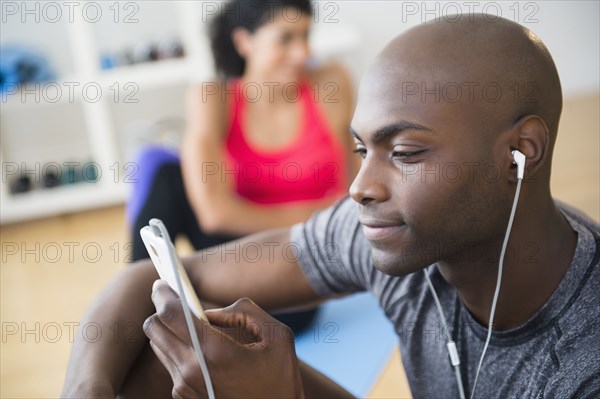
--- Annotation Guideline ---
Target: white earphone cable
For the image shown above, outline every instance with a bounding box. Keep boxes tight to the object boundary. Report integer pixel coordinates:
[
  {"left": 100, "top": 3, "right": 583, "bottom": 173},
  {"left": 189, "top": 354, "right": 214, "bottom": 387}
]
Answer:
[
  {"left": 470, "top": 177, "right": 522, "bottom": 399},
  {"left": 424, "top": 175, "right": 523, "bottom": 399},
  {"left": 424, "top": 270, "right": 467, "bottom": 399}
]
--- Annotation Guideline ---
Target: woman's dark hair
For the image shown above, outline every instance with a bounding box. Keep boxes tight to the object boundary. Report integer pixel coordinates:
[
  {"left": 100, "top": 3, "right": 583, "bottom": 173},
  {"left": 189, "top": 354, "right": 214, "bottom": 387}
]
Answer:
[{"left": 209, "top": 0, "right": 313, "bottom": 79}]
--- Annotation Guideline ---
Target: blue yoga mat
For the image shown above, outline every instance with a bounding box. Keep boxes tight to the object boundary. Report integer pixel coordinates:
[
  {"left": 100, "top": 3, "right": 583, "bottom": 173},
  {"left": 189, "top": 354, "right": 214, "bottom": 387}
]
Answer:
[{"left": 294, "top": 292, "right": 398, "bottom": 397}]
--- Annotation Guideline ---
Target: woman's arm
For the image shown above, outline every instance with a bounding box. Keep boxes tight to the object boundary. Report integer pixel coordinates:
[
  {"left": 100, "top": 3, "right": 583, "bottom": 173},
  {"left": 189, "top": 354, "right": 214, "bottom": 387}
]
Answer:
[
  {"left": 181, "top": 83, "right": 338, "bottom": 236},
  {"left": 311, "top": 62, "right": 361, "bottom": 186}
]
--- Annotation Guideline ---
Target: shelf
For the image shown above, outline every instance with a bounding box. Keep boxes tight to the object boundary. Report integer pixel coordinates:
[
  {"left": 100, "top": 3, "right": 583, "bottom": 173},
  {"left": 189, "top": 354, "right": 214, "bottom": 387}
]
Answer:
[
  {"left": 1, "top": 58, "right": 198, "bottom": 112},
  {"left": 0, "top": 2, "right": 200, "bottom": 225},
  {"left": 97, "top": 58, "right": 194, "bottom": 90},
  {"left": 1, "top": 101, "right": 91, "bottom": 169},
  {"left": 0, "top": 182, "right": 129, "bottom": 224}
]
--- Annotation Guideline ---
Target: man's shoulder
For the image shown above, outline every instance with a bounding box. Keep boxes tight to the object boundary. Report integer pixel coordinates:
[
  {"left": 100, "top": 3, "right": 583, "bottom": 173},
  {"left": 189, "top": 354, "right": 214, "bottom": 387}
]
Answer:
[
  {"left": 556, "top": 201, "right": 600, "bottom": 236},
  {"left": 552, "top": 202, "right": 600, "bottom": 395},
  {"left": 556, "top": 200, "right": 600, "bottom": 306},
  {"left": 547, "top": 323, "right": 600, "bottom": 398}
]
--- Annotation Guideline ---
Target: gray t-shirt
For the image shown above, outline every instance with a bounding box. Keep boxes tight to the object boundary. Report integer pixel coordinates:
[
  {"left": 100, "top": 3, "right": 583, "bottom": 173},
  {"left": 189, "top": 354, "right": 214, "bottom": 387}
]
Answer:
[{"left": 290, "top": 196, "right": 600, "bottom": 398}]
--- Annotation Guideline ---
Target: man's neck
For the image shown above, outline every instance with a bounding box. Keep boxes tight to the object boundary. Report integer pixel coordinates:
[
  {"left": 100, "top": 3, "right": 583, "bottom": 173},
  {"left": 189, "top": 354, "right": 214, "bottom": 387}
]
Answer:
[{"left": 437, "top": 197, "right": 578, "bottom": 330}]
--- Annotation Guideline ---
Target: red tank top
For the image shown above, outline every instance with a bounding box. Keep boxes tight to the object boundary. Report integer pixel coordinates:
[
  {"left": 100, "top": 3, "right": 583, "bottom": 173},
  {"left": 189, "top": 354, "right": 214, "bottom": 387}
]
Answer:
[{"left": 224, "top": 79, "right": 346, "bottom": 204}]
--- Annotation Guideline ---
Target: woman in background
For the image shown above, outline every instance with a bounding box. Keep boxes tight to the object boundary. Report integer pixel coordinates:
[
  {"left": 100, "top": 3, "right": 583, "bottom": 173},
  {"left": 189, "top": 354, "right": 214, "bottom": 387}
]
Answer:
[{"left": 128, "top": 0, "right": 358, "bottom": 332}]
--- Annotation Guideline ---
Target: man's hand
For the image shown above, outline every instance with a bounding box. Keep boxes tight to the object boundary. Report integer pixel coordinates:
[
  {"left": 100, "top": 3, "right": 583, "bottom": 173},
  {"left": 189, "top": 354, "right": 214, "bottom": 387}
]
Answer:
[{"left": 143, "top": 280, "right": 305, "bottom": 399}]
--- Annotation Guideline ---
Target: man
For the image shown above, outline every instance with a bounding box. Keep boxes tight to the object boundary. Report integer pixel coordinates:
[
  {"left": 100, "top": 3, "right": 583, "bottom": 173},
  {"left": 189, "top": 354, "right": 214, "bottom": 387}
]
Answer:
[{"left": 62, "top": 15, "right": 599, "bottom": 398}]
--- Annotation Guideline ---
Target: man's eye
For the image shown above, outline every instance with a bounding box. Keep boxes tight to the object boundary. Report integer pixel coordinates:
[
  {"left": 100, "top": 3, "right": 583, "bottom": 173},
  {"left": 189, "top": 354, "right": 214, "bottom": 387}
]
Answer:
[
  {"left": 392, "top": 150, "right": 425, "bottom": 160},
  {"left": 352, "top": 148, "right": 367, "bottom": 159}
]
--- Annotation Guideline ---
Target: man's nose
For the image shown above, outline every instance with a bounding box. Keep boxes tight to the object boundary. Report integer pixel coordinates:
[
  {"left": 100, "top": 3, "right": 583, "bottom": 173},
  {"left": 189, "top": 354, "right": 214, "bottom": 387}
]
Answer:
[{"left": 349, "top": 157, "right": 390, "bottom": 205}]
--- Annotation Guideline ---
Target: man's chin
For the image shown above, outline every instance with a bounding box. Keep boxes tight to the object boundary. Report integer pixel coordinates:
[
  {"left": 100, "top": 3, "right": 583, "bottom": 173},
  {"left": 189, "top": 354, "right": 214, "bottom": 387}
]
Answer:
[{"left": 370, "top": 247, "right": 430, "bottom": 277}]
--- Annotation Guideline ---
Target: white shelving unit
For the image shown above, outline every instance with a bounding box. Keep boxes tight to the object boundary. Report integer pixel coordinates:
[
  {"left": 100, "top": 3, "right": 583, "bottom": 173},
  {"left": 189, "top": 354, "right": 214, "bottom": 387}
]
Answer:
[
  {"left": 1, "top": 1, "right": 360, "bottom": 225},
  {"left": 1, "top": 1, "right": 213, "bottom": 224}
]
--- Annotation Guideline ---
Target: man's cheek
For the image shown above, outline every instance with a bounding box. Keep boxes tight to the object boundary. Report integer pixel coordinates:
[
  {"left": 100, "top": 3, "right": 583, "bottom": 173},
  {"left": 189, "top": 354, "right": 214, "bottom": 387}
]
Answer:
[{"left": 396, "top": 178, "right": 443, "bottom": 214}]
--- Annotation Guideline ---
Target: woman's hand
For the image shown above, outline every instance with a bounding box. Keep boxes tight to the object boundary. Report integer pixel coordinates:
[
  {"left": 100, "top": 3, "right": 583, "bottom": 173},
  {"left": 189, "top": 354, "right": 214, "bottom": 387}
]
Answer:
[{"left": 143, "top": 280, "right": 305, "bottom": 399}]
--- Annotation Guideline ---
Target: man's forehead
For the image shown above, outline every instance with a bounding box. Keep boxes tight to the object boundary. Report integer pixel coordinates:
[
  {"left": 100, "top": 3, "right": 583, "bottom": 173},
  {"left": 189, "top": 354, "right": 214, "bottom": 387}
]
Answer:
[
  {"left": 352, "top": 68, "right": 448, "bottom": 132},
  {"left": 349, "top": 15, "right": 560, "bottom": 145}
]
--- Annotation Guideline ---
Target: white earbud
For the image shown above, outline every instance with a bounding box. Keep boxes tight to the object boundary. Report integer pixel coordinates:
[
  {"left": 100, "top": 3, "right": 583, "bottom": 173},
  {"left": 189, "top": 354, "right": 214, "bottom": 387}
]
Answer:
[{"left": 511, "top": 150, "right": 526, "bottom": 180}]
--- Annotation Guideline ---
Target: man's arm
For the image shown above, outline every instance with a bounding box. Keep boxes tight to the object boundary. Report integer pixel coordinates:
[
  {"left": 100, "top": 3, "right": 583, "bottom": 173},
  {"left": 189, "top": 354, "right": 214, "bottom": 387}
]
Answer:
[
  {"left": 62, "top": 228, "right": 326, "bottom": 397},
  {"left": 184, "top": 228, "right": 327, "bottom": 312},
  {"left": 300, "top": 361, "right": 355, "bottom": 399}
]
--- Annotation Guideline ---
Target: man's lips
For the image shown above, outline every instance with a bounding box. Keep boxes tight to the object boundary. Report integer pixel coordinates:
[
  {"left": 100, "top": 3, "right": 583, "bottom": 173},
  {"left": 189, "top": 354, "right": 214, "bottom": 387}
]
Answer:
[{"left": 359, "top": 218, "right": 406, "bottom": 241}]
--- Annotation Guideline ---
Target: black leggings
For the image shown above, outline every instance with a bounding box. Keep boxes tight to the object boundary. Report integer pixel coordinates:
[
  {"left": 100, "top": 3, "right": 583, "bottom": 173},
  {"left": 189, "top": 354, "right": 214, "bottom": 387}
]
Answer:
[
  {"left": 131, "top": 162, "right": 236, "bottom": 261},
  {"left": 130, "top": 161, "right": 318, "bottom": 333}
]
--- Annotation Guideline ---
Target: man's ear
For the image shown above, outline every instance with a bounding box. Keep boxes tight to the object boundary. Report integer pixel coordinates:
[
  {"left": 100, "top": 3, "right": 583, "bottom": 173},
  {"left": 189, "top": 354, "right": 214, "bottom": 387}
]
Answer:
[
  {"left": 231, "top": 27, "right": 252, "bottom": 59},
  {"left": 509, "top": 114, "right": 550, "bottom": 181}
]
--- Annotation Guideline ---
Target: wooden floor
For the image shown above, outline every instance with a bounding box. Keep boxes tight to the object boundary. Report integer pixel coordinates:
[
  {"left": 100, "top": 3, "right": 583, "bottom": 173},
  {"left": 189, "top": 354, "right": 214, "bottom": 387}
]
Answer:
[{"left": 1, "top": 94, "right": 597, "bottom": 398}]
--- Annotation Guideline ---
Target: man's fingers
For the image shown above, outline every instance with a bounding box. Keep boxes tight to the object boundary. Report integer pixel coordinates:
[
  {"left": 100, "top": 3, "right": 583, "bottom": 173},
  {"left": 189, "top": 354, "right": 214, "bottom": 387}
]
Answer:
[
  {"left": 151, "top": 280, "right": 192, "bottom": 340},
  {"left": 143, "top": 314, "right": 191, "bottom": 364},
  {"left": 148, "top": 335, "right": 206, "bottom": 399},
  {"left": 208, "top": 297, "right": 272, "bottom": 318},
  {"left": 147, "top": 339, "right": 180, "bottom": 381},
  {"left": 150, "top": 281, "right": 243, "bottom": 357},
  {"left": 152, "top": 286, "right": 292, "bottom": 356},
  {"left": 151, "top": 280, "right": 215, "bottom": 345},
  {"left": 205, "top": 298, "right": 294, "bottom": 348}
]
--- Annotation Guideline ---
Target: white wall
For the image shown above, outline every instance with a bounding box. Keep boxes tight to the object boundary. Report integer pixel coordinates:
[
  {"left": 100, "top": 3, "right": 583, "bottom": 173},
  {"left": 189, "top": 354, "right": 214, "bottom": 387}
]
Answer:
[
  {"left": 1, "top": 1, "right": 597, "bottom": 97},
  {"left": 315, "top": 0, "right": 599, "bottom": 98}
]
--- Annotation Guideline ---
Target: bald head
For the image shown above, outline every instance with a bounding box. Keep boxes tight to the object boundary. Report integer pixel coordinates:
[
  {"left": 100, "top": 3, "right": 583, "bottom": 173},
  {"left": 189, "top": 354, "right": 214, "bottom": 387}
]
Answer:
[
  {"left": 349, "top": 15, "right": 566, "bottom": 276},
  {"left": 361, "top": 14, "right": 562, "bottom": 143}
]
